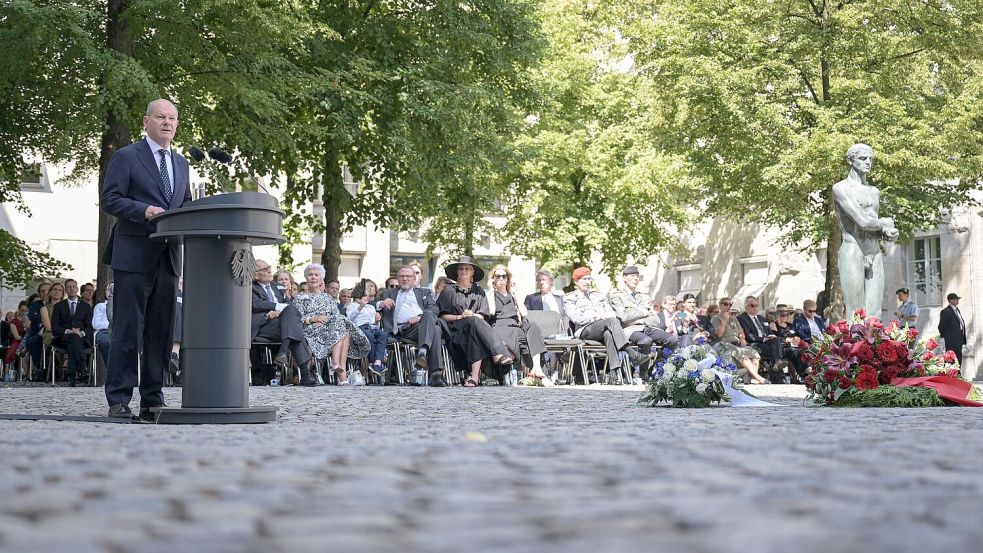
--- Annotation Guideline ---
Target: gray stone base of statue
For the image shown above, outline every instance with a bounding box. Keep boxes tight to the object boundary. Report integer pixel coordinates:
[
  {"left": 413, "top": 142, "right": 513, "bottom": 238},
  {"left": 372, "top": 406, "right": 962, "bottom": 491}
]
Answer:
[{"left": 833, "top": 144, "right": 899, "bottom": 318}]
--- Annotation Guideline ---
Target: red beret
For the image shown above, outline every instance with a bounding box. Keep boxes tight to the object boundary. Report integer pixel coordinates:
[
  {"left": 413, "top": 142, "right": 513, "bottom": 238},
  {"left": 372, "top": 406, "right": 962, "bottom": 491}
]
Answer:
[{"left": 572, "top": 267, "right": 592, "bottom": 282}]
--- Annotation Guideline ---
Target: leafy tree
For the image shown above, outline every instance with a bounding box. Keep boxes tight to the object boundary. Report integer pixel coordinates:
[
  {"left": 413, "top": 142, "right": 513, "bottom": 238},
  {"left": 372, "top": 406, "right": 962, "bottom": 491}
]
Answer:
[
  {"left": 0, "top": 0, "right": 309, "bottom": 293},
  {"left": 502, "top": 0, "right": 696, "bottom": 279},
  {"left": 618, "top": 0, "right": 983, "bottom": 316},
  {"left": 257, "top": 0, "right": 543, "bottom": 278}
]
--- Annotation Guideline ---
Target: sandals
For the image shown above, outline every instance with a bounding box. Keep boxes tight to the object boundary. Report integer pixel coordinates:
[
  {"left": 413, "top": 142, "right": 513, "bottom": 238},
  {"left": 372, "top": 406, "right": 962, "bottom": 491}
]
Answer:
[
  {"left": 332, "top": 364, "right": 350, "bottom": 386},
  {"left": 463, "top": 378, "right": 479, "bottom": 388}
]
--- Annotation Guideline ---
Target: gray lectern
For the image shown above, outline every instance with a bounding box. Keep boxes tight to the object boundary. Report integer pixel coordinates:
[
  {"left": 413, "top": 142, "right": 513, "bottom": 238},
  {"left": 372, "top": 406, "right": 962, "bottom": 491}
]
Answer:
[{"left": 149, "top": 192, "right": 283, "bottom": 424}]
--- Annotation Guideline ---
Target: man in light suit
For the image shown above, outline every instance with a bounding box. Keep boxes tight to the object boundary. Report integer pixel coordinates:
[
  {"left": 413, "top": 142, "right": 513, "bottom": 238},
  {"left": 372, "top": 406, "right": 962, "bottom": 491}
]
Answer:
[
  {"left": 101, "top": 99, "right": 191, "bottom": 420},
  {"left": 251, "top": 260, "right": 313, "bottom": 385},
  {"left": 51, "top": 279, "right": 94, "bottom": 387},
  {"left": 377, "top": 265, "right": 446, "bottom": 386},
  {"left": 938, "top": 292, "right": 967, "bottom": 366}
]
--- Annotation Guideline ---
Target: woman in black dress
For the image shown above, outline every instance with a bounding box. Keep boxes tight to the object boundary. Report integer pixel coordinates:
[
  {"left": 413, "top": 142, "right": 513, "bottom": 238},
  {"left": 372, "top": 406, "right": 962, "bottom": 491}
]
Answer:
[
  {"left": 437, "top": 256, "right": 513, "bottom": 387},
  {"left": 771, "top": 305, "right": 807, "bottom": 382},
  {"left": 487, "top": 264, "right": 548, "bottom": 379}
]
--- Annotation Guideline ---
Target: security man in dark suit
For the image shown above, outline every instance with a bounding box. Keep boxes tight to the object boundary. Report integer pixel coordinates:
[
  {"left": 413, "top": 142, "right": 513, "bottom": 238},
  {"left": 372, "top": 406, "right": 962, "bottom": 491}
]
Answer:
[
  {"left": 377, "top": 265, "right": 446, "bottom": 386},
  {"left": 251, "top": 260, "right": 313, "bottom": 385},
  {"left": 737, "top": 295, "right": 778, "bottom": 359},
  {"left": 101, "top": 99, "right": 191, "bottom": 420},
  {"left": 938, "top": 292, "right": 968, "bottom": 366},
  {"left": 51, "top": 279, "right": 94, "bottom": 387}
]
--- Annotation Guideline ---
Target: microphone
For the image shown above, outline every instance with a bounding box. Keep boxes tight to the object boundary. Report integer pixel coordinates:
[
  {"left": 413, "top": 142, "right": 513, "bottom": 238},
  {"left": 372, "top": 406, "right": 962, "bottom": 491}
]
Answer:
[
  {"left": 208, "top": 147, "right": 233, "bottom": 164},
  {"left": 188, "top": 147, "right": 206, "bottom": 162}
]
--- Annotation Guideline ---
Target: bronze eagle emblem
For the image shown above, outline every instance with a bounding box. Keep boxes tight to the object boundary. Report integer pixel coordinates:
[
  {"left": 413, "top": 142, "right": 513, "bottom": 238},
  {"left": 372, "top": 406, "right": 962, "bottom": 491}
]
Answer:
[{"left": 229, "top": 248, "right": 257, "bottom": 287}]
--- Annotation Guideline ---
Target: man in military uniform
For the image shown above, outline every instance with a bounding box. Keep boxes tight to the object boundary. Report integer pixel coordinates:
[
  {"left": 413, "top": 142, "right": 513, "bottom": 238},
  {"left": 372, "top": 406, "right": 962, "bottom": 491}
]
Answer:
[
  {"left": 564, "top": 267, "right": 649, "bottom": 370},
  {"left": 608, "top": 266, "right": 679, "bottom": 360}
]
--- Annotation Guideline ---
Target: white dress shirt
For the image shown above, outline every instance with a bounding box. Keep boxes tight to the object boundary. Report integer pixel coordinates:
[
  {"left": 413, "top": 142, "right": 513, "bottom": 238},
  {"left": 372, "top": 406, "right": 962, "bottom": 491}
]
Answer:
[
  {"left": 92, "top": 302, "right": 109, "bottom": 332},
  {"left": 395, "top": 289, "right": 423, "bottom": 325},
  {"left": 348, "top": 303, "right": 377, "bottom": 327},
  {"left": 541, "top": 292, "right": 559, "bottom": 312}
]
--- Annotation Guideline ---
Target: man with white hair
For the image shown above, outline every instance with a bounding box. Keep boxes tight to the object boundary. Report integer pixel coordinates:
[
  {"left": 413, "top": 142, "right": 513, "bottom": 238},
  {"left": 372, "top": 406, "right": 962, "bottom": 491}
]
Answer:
[{"left": 101, "top": 99, "right": 191, "bottom": 420}]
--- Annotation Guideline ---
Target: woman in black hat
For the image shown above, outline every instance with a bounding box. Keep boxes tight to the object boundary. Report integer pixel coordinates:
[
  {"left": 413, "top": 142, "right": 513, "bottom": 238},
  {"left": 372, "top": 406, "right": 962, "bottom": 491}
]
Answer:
[{"left": 436, "top": 256, "right": 514, "bottom": 387}]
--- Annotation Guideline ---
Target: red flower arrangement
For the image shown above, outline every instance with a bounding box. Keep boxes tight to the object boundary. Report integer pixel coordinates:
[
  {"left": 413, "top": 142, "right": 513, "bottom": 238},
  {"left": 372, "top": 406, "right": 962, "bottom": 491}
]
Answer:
[{"left": 803, "top": 309, "right": 967, "bottom": 406}]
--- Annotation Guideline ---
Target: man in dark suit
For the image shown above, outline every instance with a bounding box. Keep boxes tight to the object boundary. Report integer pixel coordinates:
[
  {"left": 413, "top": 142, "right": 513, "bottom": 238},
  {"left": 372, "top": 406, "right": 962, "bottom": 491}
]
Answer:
[
  {"left": 523, "top": 269, "right": 568, "bottom": 328},
  {"left": 251, "top": 259, "right": 314, "bottom": 385},
  {"left": 101, "top": 99, "right": 191, "bottom": 420},
  {"left": 793, "top": 299, "right": 826, "bottom": 342},
  {"left": 938, "top": 292, "right": 967, "bottom": 366},
  {"left": 737, "top": 295, "right": 778, "bottom": 359},
  {"left": 51, "top": 279, "right": 94, "bottom": 387},
  {"left": 377, "top": 265, "right": 446, "bottom": 386}
]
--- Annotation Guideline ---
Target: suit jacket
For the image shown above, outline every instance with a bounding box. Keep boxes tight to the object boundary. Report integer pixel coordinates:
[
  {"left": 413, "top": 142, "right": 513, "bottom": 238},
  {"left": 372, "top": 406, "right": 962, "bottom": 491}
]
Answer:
[
  {"left": 523, "top": 292, "right": 567, "bottom": 325},
  {"left": 938, "top": 305, "right": 967, "bottom": 348},
  {"left": 251, "top": 281, "right": 287, "bottom": 339},
  {"left": 793, "top": 314, "right": 826, "bottom": 342},
  {"left": 101, "top": 138, "right": 191, "bottom": 275},
  {"left": 378, "top": 287, "right": 438, "bottom": 333},
  {"left": 51, "top": 298, "right": 94, "bottom": 346},
  {"left": 737, "top": 312, "right": 771, "bottom": 345}
]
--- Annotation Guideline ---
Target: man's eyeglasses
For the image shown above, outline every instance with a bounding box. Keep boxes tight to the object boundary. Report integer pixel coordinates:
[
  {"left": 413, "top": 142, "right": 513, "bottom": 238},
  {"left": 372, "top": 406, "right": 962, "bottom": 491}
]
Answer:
[
  {"left": 257, "top": 267, "right": 272, "bottom": 273},
  {"left": 807, "top": 309, "right": 816, "bottom": 313},
  {"left": 747, "top": 303, "right": 758, "bottom": 308}
]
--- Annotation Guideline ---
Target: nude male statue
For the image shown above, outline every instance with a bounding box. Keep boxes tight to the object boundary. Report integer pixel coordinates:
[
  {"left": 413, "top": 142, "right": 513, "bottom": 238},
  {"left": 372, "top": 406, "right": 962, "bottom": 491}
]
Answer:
[{"left": 833, "top": 144, "right": 899, "bottom": 318}]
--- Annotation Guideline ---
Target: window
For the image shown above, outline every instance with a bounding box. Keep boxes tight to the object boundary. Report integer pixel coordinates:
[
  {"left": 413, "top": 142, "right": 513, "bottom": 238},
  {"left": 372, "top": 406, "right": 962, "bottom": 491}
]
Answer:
[
  {"left": 19, "top": 163, "right": 49, "bottom": 192},
  {"left": 907, "top": 236, "right": 942, "bottom": 306},
  {"left": 741, "top": 261, "right": 768, "bottom": 286},
  {"left": 677, "top": 267, "right": 702, "bottom": 301}
]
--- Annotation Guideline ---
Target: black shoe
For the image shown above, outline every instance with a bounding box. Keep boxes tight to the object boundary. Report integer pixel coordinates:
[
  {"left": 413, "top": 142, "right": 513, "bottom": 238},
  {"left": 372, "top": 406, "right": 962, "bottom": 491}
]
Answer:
[
  {"left": 169, "top": 352, "right": 180, "bottom": 378},
  {"left": 299, "top": 370, "right": 319, "bottom": 387},
  {"left": 68, "top": 377, "right": 76, "bottom": 387},
  {"left": 415, "top": 347, "right": 429, "bottom": 369},
  {"left": 429, "top": 373, "right": 448, "bottom": 387},
  {"left": 108, "top": 404, "right": 134, "bottom": 419},
  {"left": 138, "top": 407, "right": 158, "bottom": 423},
  {"left": 626, "top": 347, "right": 648, "bottom": 367}
]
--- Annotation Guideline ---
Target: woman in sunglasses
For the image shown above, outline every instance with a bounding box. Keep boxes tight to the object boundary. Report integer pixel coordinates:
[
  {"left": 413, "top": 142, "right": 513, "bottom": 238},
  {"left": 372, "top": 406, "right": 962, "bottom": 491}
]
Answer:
[{"left": 487, "top": 264, "right": 549, "bottom": 383}]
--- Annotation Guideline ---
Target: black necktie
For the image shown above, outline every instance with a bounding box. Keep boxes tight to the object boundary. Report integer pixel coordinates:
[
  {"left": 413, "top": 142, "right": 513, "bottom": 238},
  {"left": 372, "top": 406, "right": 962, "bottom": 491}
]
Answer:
[
  {"left": 158, "top": 149, "right": 173, "bottom": 203},
  {"left": 70, "top": 300, "right": 76, "bottom": 316}
]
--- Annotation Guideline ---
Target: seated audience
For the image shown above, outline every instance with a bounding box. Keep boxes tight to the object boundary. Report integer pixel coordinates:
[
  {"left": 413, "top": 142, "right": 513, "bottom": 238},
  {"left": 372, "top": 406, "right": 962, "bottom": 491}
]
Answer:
[
  {"left": 80, "top": 282, "right": 96, "bottom": 308},
  {"left": 771, "top": 304, "right": 807, "bottom": 382},
  {"left": 793, "top": 299, "right": 826, "bottom": 342},
  {"left": 25, "top": 282, "right": 51, "bottom": 377},
  {"left": 432, "top": 276, "right": 449, "bottom": 302},
  {"left": 661, "top": 295, "right": 678, "bottom": 335},
  {"left": 674, "top": 293, "right": 706, "bottom": 347},
  {"left": 737, "top": 295, "right": 777, "bottom": 358},
  {"left": 377, "top": 265, "right": 446, "bottom": 386},
  {"left": 92, "top": 283, "right": 113, "bottom": 367},
  {"left": 3, "top": 302, "right": 28, "bottom": 368},
  {"left": 41, "top": 281, "right": 66, "bottom": 350},
  {"left": 437, "top": 256, "right": 514, "bottom": 387},
  {"left": 710, "top": 297, "right": 767, "bottom": 384},
  {"left": 607, "top": 265, "right": 678, "bottom": 361},
  {"left": 564, "top": 267, "right": 649, "bottom": 373},
  {"left": 487, "top": 264, "right": 549, "bottom": 379},
  {"left": 51, "top": 279, "right": 93, "bottom": 387},
  {"left": 296, "top": 264, "right": 370, "bottom": 385},
  {"left": 252, "top": 259, "right": 315, "bottom": 385},
  {"left": 347, "top": 279, "right": 387, "bottom": 376},
  {"left": 274, "top": 270, "right": 298, "bottom": 301},
  {"left": 524, "top": 269, "right": 568, "bottom": 330}
]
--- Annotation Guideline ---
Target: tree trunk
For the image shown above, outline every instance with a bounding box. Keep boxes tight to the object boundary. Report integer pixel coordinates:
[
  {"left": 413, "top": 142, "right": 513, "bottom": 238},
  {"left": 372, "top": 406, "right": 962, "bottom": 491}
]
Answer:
[
  {"left": 463, "top": 210, "right": 475, "bottom": 257},
  {"left": 319, "top": 148, "right": 343, "bottom": 281},
  {"left": 96, "top": 0, "right": 133, "bottom": 301},
  {"left": 823, "top": 184, "right": 844, "bottom": 321}
]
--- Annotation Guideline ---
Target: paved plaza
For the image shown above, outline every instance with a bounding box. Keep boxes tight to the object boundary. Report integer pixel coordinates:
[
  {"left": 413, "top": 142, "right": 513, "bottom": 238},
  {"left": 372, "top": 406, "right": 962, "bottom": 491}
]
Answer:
[{"left": 1, "top": 384, "right": 982, "bottom": 553}]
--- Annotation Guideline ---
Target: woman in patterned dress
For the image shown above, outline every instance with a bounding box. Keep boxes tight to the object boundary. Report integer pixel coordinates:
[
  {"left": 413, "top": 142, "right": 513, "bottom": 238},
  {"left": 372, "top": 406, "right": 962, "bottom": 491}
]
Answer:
[{"left": 295, "top": 264, "right": 370, "bottom": 385}]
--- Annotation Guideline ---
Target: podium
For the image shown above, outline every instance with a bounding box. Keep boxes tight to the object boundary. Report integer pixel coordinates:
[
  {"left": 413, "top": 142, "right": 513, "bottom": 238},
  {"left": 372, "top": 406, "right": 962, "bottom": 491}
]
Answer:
[{"left": 149, "top": 192, "right": 283, "bottom": 424}]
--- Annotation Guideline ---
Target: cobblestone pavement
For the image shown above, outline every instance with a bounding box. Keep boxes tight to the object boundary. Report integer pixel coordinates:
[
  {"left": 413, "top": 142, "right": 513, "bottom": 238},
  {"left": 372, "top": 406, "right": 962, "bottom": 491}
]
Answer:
[{"left": 1, "top": 383, "right": 982, "bottom": 553}]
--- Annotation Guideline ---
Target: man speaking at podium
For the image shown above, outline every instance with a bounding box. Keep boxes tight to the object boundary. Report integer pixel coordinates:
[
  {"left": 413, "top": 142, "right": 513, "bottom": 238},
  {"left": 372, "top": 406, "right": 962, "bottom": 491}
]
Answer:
[{"left": 101, "top": 99, "right": 191, "bottom": 420}]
